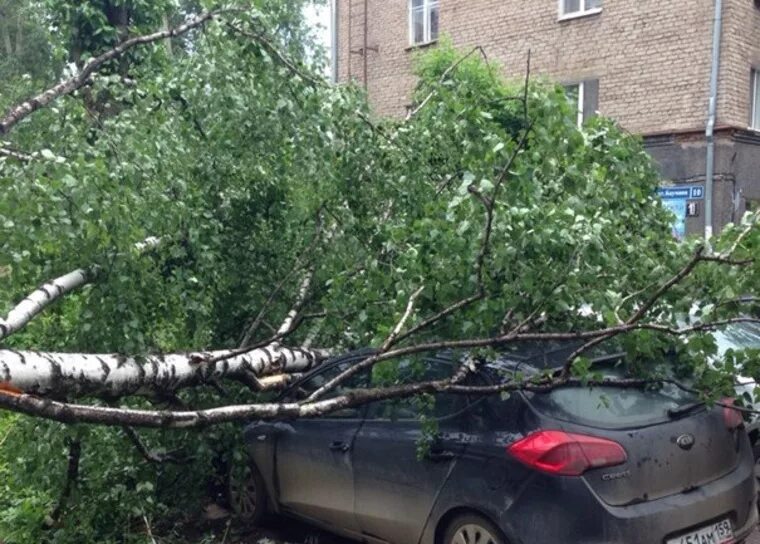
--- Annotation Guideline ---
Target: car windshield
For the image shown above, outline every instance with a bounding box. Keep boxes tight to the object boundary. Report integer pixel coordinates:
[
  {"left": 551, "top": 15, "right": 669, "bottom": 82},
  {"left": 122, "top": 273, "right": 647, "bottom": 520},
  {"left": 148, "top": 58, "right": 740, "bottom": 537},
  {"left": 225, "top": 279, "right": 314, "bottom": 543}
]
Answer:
[
  {"left": 526, "top": 365, "right": 699, "bottom": 430},
  {"left": 712, "top": 322, "right": 760, "bottom": 354}
]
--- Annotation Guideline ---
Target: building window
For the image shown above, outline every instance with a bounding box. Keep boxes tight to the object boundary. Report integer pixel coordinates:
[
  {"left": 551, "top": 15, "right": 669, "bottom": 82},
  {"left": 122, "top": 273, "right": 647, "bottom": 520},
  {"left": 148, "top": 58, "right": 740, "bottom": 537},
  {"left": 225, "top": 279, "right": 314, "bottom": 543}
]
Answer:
[
  {"left": 409, "top": 0, "right": 439, "bottom": 46},
  {"left": 751, "top": 68, "right": 760, "bottom": 131},
  {"left": 564, "top": 79, "right": 599, "bottom": 127},
  {"left": 560, "top": 0, "right": 602, "bottom": 19}
]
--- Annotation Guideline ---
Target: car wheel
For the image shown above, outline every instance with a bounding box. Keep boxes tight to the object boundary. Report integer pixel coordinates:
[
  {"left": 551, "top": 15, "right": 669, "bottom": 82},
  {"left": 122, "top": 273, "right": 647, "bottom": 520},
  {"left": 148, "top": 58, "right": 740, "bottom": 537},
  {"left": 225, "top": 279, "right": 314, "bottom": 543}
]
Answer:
[
  {"left": 444, "top": 513, "right": 506, "bottom": 544},
  {"left": 227, "top": 460, "right": 268, "bottom": 525}
]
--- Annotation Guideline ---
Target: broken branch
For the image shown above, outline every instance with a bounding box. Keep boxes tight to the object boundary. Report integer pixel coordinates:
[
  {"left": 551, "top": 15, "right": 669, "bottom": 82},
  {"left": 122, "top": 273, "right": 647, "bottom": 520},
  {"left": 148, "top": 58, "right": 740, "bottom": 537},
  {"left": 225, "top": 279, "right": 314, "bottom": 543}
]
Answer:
[
  {"left": 0, "top": 11, "right": 226, "bottom": 135},
  {"left": 0, "top": 236, "right": 162, "bottom": 343}
]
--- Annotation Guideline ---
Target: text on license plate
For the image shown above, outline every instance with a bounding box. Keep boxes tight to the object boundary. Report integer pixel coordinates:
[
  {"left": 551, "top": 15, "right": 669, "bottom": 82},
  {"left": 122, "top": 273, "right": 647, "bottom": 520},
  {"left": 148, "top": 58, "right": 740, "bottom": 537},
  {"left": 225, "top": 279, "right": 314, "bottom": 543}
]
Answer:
[{"left": 666, "top": 519, "right": 734, "bottom": 544}]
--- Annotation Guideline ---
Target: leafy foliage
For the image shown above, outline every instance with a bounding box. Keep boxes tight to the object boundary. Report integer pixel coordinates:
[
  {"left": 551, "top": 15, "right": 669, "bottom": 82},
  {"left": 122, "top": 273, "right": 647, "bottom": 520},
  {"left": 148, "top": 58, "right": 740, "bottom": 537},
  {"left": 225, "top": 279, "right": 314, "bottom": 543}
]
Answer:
[{"left": 0, "top": 2, "right": 759, "bottom": 542}]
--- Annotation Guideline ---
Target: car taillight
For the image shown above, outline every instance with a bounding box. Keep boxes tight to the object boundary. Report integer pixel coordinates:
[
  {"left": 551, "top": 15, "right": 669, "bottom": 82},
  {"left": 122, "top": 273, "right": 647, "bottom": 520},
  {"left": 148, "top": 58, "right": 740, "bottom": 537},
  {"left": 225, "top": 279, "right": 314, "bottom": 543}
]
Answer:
[
  {"left": 507, "top": 430, "right": 627, "bottom": 476},
  {"left": 721, "top": 398, "right": 743, "bottom": 429}
]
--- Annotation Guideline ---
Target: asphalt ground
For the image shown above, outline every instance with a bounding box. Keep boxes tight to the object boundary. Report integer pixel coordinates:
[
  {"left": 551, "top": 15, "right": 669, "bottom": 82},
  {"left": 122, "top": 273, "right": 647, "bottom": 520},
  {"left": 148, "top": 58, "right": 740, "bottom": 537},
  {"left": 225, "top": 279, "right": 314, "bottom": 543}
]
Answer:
[{"left": 232, "top": 518, "right": 760, "bottom": 544}]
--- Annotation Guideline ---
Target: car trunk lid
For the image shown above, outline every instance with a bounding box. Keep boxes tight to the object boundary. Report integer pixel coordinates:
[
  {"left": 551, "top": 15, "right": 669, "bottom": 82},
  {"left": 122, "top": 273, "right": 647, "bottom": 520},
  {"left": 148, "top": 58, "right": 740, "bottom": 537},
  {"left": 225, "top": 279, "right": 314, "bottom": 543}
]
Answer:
[
  {"left": 524, "top": 372, "right": 742, "bottom": 506},
  {"left": 580, "top": 408, "right": 740, "bottom": 506}
]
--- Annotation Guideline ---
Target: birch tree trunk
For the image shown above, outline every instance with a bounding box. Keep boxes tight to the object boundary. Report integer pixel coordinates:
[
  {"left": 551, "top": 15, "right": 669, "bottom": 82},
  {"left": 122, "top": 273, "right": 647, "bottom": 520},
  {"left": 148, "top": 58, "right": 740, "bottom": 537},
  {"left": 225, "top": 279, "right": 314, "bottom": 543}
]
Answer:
[
  {"left": 0, "top": 237, "right": 162, "bottom": 341},
  {"left": 1, "top": 19, "right": 12, "bottom": 57},
  {"left": 14, "top": 10, "right": 22, "bottom": 56},
  {"left": 0, "top": 345, "right": 328, "bottom": 397}
]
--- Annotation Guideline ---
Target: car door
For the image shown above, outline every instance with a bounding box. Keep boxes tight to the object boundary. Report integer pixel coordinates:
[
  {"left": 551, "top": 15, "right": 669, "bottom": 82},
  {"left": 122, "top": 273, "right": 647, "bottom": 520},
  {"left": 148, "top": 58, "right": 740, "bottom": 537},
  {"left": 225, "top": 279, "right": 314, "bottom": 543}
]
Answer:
[
  {"left": 352, "top": 356, "right": 470, "bottom": 544},
  {"left": 274, "top": 356, "right": 369, "bottom": 533}
]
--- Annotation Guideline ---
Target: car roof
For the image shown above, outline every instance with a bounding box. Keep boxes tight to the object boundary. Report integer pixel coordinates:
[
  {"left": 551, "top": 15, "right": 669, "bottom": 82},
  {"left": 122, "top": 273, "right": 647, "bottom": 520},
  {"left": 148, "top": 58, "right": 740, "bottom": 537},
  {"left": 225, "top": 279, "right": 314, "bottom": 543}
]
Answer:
[{"left": 301, "top": 341, "right": 624, "bottom": 383}]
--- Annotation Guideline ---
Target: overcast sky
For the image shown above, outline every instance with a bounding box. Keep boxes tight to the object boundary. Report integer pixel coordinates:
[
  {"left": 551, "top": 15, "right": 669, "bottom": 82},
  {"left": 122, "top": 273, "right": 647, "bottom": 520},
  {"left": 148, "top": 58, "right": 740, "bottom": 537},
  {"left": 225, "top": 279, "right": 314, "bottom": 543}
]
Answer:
[{"left": 304, "top": 2, "right": 332, "bottom": 65}]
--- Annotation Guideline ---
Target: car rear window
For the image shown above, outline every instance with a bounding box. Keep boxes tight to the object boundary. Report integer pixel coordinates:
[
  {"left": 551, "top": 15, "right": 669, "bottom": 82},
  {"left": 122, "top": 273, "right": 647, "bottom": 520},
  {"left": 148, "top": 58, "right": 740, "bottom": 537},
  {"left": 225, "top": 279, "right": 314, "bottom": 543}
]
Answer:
[{"left": 526, "top": 367, "right": 699, "bottom": 429}]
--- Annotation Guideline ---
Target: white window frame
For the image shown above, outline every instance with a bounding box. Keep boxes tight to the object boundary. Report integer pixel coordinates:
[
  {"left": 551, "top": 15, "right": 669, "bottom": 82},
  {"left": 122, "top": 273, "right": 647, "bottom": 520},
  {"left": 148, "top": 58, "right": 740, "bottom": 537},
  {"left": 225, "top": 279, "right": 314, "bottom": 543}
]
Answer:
[
  {"left": 558, "top": 0, "right": 602, "bottom": 21},
  {"left": 751, "top": 68, "right": 760, "bottom": 131},
  {"left": 564, "top": 82, "right": 585, "bottom": 127},
  {"left": 408, "top": 0, "right": 439, "bottom": 46}
]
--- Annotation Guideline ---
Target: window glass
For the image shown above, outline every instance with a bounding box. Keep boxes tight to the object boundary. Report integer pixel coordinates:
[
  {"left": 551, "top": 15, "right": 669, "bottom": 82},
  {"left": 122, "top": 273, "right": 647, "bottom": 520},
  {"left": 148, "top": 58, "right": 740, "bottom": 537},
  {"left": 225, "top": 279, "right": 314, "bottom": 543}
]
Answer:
[
  {"left": 409, "top": 0, "right": 439, "bottom": 45},
  {"left": 563, "top": 83, "right": 583, "bottom": 126},
  {"left": 713, "top": 322, "right": 760, "bottom": 354},
  {"left": 562, "top": 0, "right": 601, "bottom": 15},
  {"left": 429, "top": 3, "right": 440, "bottom": 41},
  {"left": 527, "top": 365, "right": 698, "bottom": 429},
  {"left": 291, "top": 359, "right": 369, "bottom": 418},
  {"left": 366, "top": 356, "right": 466, "bottom": 420},
  {"left": 411, "top": 6, "right": 425, "bottom": 45}
]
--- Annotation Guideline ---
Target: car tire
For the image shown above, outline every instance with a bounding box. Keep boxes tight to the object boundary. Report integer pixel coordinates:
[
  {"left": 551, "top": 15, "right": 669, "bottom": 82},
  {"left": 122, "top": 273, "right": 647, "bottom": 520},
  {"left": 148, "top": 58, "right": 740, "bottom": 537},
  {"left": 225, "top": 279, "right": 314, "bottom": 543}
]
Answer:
[
  {"left": 227, "top": 460, "right": 268, "bottom": 525},
  {"left": 443, "top": 513, "right": 507, "bottom": 544}
]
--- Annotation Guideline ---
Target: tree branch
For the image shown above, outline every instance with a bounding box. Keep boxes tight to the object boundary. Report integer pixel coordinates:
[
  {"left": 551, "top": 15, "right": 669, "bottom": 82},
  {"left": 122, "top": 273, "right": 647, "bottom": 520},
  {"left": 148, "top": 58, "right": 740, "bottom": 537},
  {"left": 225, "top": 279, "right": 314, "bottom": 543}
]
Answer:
[
  {"left": 48, "top": 438, "right": 81, "bottom": 525},
  {"left": 305, "top": 286, "right": 424, "bottom": 402},
  {"left": 405, "top": 46, "right": 490, "bottom": 121},
  {"left": 226, "top": 23, "right": 323, "bottom": 87},
  {"left": 240, "top": 213, "right": 327, "bottom": 347},
  {"left": 0, "top": 344, "right": 328, "bottom": 398},
  {"left": 0, "top": 144, "right": 33, "bottom": 162},
  {"left": 0, "top": 11, "right": 227, "bottom": 135},
  {"left": 121, "top": 426, "right": 190, "bottom": 464},
  {"left": 0, "top": 236, "right": 162, "bottom": 343},
  {"left": 0, "top": 364, "right": 718, "bottom": 430}
]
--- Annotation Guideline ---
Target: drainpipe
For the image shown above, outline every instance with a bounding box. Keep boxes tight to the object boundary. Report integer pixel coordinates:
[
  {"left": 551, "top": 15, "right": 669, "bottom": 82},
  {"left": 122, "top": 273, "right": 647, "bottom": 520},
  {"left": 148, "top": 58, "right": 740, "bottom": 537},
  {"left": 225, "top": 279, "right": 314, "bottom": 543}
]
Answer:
[
  {"left": 330, "top": 0, "right": 339, "bottom": 83},
  {"left": 704, "top": 0, "right": 723, "bottom": 240}
]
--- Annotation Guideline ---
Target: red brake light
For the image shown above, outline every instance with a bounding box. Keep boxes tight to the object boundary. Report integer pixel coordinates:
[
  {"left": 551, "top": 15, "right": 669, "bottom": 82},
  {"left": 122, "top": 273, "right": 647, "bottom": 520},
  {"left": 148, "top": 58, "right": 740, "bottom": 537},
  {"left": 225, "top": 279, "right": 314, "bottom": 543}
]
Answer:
[
  {"left": 721, "top": 398, "right": 743, "bottom": 429},
  {"left": 507, "top": 430, "right": 627, "bottom": 476}
]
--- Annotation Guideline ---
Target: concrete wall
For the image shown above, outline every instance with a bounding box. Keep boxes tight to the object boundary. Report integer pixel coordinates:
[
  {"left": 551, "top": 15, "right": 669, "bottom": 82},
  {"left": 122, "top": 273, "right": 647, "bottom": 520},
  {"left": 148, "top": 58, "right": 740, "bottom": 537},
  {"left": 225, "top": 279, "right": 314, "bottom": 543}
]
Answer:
[{"left": 645, "top": 129, "right": 760, "bottom": 234}]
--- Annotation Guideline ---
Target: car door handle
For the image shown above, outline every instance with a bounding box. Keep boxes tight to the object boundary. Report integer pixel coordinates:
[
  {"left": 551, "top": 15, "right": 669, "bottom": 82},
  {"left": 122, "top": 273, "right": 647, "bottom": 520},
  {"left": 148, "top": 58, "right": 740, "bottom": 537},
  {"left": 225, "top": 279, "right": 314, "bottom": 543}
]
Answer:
[
  {"left": 329, "top": 441, "right": 351, "bottom": 453},
  {"left": 425, "top": 449, "right": 457, "bottom": 462}
]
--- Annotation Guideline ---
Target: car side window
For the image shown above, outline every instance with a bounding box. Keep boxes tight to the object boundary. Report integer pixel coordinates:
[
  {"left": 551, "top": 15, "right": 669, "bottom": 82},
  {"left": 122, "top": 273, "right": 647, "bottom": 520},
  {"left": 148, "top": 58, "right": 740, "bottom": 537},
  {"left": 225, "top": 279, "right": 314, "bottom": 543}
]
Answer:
[
  {"left": 365, "top": 356, "right": 467, "bottom": 421},
  {"left": 289, "top": 358, "right": 369, "bottom": 419}
]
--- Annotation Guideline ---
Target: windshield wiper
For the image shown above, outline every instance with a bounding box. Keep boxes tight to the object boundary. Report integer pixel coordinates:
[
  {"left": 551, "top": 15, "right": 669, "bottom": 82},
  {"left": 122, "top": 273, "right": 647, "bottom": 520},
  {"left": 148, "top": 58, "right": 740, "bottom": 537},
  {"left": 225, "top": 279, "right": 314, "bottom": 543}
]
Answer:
[{"left": 667, "top": 401, "right": 705, "bottom": 418}]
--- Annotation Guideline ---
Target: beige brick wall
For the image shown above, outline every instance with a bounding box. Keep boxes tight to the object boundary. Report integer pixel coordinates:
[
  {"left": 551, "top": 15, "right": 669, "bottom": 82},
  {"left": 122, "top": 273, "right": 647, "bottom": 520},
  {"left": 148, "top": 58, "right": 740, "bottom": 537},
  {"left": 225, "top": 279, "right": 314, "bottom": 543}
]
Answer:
[
  {"left": 720, "top": 1, "right": 760, "bottom": 129},
  {"left": 336, "top": 0, "right": 758, "bottom": 135}
]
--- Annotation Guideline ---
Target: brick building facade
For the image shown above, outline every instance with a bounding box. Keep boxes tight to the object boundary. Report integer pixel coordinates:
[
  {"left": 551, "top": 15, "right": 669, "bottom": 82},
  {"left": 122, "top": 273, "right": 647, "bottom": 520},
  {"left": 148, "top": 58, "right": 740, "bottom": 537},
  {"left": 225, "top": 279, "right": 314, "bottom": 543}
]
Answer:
[{"left": 335, "top": 0, "right": 760, "bottom": 235}]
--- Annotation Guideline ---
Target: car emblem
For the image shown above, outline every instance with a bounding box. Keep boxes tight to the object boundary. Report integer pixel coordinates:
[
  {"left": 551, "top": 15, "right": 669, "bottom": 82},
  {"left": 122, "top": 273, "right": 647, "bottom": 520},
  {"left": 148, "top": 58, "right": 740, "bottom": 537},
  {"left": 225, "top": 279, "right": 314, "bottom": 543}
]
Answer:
[{"left": 676, "top": 433, "right": 695, "bottom": 450}]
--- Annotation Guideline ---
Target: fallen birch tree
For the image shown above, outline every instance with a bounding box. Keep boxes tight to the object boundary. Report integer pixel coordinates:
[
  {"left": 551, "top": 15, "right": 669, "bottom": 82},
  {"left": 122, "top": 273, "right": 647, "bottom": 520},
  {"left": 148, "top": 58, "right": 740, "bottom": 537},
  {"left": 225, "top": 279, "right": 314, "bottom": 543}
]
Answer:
[
  {"left": 1, "top": 2, "right": 760, "bottom": 538},
  {"left": 0, "top": 4, "right": 758, "bottom": 427}
]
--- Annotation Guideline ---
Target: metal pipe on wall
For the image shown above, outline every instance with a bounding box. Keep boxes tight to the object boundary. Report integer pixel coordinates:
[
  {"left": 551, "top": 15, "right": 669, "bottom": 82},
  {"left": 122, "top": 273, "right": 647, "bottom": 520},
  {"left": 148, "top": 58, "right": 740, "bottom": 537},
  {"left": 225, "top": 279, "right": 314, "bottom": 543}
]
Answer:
[
  {"left": 704, "top": 0, "right": 724, "bottom": 240},
  {"left": 363, "top": 0, "right": 368, "bottom": 89},
  {"left": 347, "top": 0, "right": 352, "bottom": 80},
  {"left": 331, "top": 0, "right": 339, "bottom": 83}
]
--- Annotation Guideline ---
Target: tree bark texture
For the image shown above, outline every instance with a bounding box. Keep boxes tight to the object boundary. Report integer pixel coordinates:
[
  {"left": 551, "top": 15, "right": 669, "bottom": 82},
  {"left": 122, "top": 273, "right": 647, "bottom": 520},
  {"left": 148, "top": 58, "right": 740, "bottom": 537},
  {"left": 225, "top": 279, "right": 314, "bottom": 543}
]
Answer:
[
  {"left": 0, "top": 345, "right": 328, "bottom": 397},
  {"left": 0, "top": 237, "right": 162, "bottom": 342}
]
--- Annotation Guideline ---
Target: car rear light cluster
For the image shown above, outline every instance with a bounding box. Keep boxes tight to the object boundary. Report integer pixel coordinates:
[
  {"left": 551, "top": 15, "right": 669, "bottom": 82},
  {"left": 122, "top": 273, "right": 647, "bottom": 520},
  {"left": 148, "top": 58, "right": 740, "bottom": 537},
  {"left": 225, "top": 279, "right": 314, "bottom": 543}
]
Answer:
[
  {"left": 721, "top": 397, "right": 744, "bottom": 429},
  {"left": 507, "top": 430, "right": 627, "bottom": 476}
]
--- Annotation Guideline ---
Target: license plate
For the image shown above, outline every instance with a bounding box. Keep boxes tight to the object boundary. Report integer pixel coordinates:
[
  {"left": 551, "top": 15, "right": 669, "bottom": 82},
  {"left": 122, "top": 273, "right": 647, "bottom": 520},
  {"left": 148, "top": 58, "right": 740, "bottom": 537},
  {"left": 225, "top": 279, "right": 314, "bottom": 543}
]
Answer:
[{"left": 666, "top": 519, "right": 734, "bottom": 544}]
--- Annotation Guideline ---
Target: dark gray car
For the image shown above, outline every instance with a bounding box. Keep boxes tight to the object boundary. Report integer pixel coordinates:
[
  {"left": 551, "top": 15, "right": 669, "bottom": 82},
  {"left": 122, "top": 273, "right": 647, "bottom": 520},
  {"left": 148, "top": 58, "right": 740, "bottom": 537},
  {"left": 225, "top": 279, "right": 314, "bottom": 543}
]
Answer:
[{"left": 241, "top": 348, "right": 758, "bottom": 544}]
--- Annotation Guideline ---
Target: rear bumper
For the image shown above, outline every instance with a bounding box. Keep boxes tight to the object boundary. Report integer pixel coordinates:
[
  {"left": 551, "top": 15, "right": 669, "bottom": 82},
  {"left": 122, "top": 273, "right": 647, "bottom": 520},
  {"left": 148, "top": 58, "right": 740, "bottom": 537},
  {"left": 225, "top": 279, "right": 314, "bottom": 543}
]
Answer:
[{"left": 499, "top": 443, "right": 757, "bottom": 544}]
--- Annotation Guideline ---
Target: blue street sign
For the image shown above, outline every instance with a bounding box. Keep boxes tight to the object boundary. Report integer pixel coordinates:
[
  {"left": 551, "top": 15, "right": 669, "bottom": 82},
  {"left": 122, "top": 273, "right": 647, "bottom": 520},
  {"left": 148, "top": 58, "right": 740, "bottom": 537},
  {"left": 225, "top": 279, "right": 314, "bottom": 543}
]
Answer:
[
  {"left": 657, "top": 186, "right": 705, "bottom": 200},
  {"left": 657, "top": 185, "right": 704, "bottom": 240}
]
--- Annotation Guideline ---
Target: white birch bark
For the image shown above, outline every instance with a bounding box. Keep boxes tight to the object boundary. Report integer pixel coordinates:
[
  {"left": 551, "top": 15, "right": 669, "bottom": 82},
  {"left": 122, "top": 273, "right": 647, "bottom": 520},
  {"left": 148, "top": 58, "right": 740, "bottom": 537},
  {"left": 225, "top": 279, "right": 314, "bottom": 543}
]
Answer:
[
  {"left": 0, "top": 145, "right": 32, "bottom": 162},
  {"left": 0, "top": 269, "right": 95, "bottom": 341},
  {"left": 0, "top": 345, "right": 328, "bottom": 397},
  {"left": 0, "top": 237, "right": 162, "bottom": 342}
]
